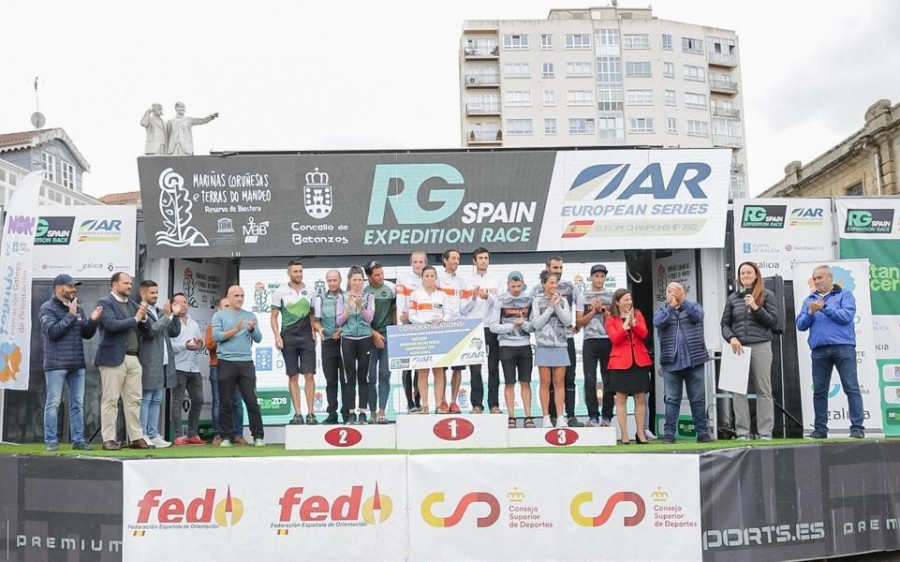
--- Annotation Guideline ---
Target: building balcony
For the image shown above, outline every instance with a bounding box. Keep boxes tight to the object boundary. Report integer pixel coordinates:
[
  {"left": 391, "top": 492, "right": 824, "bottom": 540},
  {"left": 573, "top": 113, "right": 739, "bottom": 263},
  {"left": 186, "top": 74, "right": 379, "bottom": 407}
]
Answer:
[
  {"left": 713, "top": 134, "right": 743, "bottom": 148},
  {"left": 730, "top": 174, "right": 747, "bottom": 199},
  {"left": 464, "top": 46, "right": 500, "bottom": 59},
  {"left": 707, "top": 52, "right": 738, "bottom": 68},
  {"left": 464, "top": 74, "right": 500, "bottom": 87},
  {"left": 0, "top": 158, "right": 101, "bottom": 206},
  {"left": 712, "top": 107, "right": 741, "bottom": 119},
  {"left": 709, "top": 79, "right": 738, "bottom": 94},
  {"left": 467, "top": 130, "right": 503, "bottom": 145},
  {"left": 731, "top": 162, "right": 744, "bottom": 174},
  {"left": 465, "top": 103, "right": 501, "bottom": 116}
]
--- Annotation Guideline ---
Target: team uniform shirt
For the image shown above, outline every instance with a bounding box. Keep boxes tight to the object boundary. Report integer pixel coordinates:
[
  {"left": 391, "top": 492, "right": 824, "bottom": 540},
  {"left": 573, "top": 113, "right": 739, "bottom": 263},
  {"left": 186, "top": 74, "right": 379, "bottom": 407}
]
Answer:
[
  {"left": 576, "top": 288, "right": 614, "bottom": 340},
  {"left": 465, "top": 271, "right": 502, "bottom": 322},
  {"left": 530, "top": 279, "right": 581, "bottom": 338},
  {"left": 364, "top": 280, "right": 396, "bottom": 335},
  {"left": 396, "top": 271, "right": 422, "bottom": 325},
  {"left": 171, "top": 316, "right": 203, "bottom": 372},
  {"left": 271, "top": 283, "right": 316, "bottom": 345},
  {"left": 437, "top": 270, "right": 471, "bottom": 322},
  {"left": 408, "top": 288, "right": 447, "bottom": 325},
  {"left": 488, "top": 292, "right": 533, "bottom": 347},
  {"left": 316, "top": 290, "right": 345, "bottom": 339}
]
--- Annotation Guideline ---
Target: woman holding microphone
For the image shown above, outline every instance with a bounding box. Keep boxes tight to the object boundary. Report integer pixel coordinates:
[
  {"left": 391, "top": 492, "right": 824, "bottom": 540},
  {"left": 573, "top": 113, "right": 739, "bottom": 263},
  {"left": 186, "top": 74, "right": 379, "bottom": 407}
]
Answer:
[
  {"left": 720, "top": 261, "right": 779, "bottom": 440},
  {"left": 605, "top": 288, "right": 652, "bottom": 445}
]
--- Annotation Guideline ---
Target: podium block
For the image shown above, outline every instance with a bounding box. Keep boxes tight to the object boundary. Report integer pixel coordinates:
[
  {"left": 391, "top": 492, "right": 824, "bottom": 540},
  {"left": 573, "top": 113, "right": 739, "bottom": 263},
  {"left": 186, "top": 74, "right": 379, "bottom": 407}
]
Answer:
[
  {"left": 284, "top": 424, "right": 397, "bottom": 450},
  {"left": 396, "top": 415, "right": 509, "bottom": 450},
  {"left": 508, "top": 426, "right": 617, "bottom": 448}
]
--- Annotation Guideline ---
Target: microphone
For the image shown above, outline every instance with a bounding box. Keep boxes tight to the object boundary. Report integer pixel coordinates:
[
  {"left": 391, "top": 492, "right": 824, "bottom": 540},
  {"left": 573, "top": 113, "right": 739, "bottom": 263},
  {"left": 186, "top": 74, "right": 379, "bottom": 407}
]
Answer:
[{"left": 739, "top": 287, "right": 751, "bottom": 312}]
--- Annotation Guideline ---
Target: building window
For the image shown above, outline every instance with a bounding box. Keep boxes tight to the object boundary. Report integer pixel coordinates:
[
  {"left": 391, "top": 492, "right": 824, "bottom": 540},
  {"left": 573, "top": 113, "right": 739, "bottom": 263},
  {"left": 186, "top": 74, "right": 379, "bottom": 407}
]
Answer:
[
  {"left": 565, "top": 34, "right": 591, "bottom": 49},
  {"left": 623, "top": 34, "right": 650, "bottom": 49},
  {"left": 542, "top": 62, "right": 555, "bottom": 78},
  {"left": 663, "top": 62, "right": 675, "bottom": 78},
  {"left": 596, "top": 57, "right": 622, "bottom": 83},
  {"left": 683, "top": 65, "right": 706, "bottom": 82},
  {"left": 569, "top": 118, "right": 596, "bottom": 135},
  {"left": 506, "top": 119, "right": 533, "bottom": 135},
  {"left": 504, "top": 62, "right": 531, "bottom": 77},
  {"left": 599, "top": 117, "right": 625, "bottom": 142},
  {"left": 687, "top": 119, "right": 709, "bottom": 137},
  {"left": 595, "top": 28, "right": 620, "bottom": 46},
  {"left": 682, "top": 37, "right": 704, "bottom": 54},
  {"left": 543, "top": 89, "right": 556, "bottom": 106},
  {"left": 629, "top": 118, "right": 654, "bottom": 133},
  {"left": 664, "top": 90, "right": 676, "bottom": 106},
  {"left": 845, "top": 183, "right": 863, "bottom": 196},
  {"left": 61, "top": 161, "right": 76, "bottom": 190},
  {"left": 667, "top": 118, "right": 677, "bottom": 134},
  {"left": 597, "top": 85, "right": 624, "bottom": 112},
  {"left": 625, "top": 89, "right": 652, "bottom": 105},
  {"left": 662, "top": 34, "right": 673, "bottom": 51},
  {"left": 566, "top": 62, "right": 592, "bottom": 77},
  {"left": 505, "top": 90, "right": 532, "bottom": 106},
  {"left": 41, "top": 152, "right": 58, "bottom": 183},
  {"left": 503, "top": 34, "right": 529, "bottom": 50},
  {"left": 545, "top": 118, "right": 557, "bottom": 134},
  {"left": 625, "top": 61, "right": 651, "bottom": 78},
  {"left": 684, "top": 92, "right": 708, "bottom": 109},
  {"left": 566, "top": 90, "right": 593, "bottom": 106},
  {"left": 465, "top": 38, "right": 498, "bottom": 56},
  {"left": 541, "top": 34, "right": 553, "bottom": 50}
]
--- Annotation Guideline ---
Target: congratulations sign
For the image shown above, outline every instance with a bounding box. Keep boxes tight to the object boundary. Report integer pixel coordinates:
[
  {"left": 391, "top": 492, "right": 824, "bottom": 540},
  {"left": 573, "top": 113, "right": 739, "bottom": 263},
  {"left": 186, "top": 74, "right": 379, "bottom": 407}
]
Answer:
[{"left": 387, "top": 318, "right": 485, "bottom": 369}]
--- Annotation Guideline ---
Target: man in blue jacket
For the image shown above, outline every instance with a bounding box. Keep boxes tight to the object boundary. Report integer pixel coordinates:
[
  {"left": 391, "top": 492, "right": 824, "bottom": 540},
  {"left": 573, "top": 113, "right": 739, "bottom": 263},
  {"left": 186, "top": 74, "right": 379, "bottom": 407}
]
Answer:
[
  {"left": 653, "top": 282, "right": 712, "bottom": 444},
  {"left": 40, "top": 274, "right": 102, "bottom": 451},
  {"left": 796, "top": 265, "right": 865, "bottom": 439}
]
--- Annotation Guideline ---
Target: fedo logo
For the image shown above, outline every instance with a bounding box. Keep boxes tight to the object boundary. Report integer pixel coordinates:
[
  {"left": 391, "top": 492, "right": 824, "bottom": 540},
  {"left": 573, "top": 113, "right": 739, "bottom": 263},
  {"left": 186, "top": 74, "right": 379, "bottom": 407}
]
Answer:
[
  {"left": 566, "top": 163, "right": 711, "bottom": 200},
  {"left": 78, "top": 218, "right": 123, "bottom": 242},
  {"left": 136, "top": 487, "right": 243, "bottom": 527},
  {"left": 278, "top": 484, "right": 392, "bottom": 524},
  {"left": 421, "top": 492, "right": 501, "bottom": 528},
  {"left": 570, "top": 491, "right": 646, "bottom": 527}
]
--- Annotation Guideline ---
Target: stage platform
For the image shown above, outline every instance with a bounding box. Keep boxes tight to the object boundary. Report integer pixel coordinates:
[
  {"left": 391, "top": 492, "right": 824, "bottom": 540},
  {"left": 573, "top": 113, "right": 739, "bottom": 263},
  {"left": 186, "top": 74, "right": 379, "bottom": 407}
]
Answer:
[{"left": 1, "top": 438, "right": 898, "bottom": 562}]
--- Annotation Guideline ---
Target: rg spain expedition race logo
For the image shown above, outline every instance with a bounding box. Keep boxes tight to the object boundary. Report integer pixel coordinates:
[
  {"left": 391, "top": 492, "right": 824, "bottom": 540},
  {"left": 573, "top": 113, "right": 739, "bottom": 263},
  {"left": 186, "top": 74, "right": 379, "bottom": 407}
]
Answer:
[
  {"left": 845, "top": 209, "right": 894, "bottom": 234},
  {"left": 130, "top": 486, "right": 243, "bottom": 536}
]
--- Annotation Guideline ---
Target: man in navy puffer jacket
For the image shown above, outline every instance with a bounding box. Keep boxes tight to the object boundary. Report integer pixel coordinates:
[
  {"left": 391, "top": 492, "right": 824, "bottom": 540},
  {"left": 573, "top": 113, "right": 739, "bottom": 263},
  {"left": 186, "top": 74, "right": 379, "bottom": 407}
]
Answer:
[{"left": 40, "top": 274, "right": 102, "bottom": 451}]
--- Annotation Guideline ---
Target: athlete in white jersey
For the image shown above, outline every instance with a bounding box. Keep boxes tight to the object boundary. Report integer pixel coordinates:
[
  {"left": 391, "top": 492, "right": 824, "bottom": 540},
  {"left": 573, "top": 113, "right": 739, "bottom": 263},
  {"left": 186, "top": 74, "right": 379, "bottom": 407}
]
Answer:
[
  {"left": 396, "top": 251, "right": 427, "bottom": 413},
  {"left": 465, "top": 247, "right": 503, "bottom": 414}
]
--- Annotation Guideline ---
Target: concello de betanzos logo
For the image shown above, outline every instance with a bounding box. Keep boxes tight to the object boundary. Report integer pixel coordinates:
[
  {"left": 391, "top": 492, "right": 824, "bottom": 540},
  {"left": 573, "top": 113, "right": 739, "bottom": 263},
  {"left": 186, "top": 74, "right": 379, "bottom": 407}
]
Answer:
[{"left": 155, "top": 168, "right": 209, "bottom": 248}]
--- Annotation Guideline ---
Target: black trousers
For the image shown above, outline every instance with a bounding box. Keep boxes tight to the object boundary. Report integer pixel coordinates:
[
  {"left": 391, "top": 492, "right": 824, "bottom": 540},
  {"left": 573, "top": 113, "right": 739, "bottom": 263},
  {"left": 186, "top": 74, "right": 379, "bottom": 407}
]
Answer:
[
  {"left": 583, "top": 338, "right": 612, "bottom": 420},
  {"left": 341, "top": 337, "right": 372, "bottom": 412},
  {"left": 321, "top": 339, "right": 344, "bottom": 417},
  {"left": 217, "top": 359, "right": 263, "bottom": 441},
  {"left": 402, "top": 370, "right": 421, "bottom": 410},
  {"left": 548, "top": 338, "right": 577, "bottom": 419},
  {"left": 469, "top": 328, "right": 501, "bottom": 409}
]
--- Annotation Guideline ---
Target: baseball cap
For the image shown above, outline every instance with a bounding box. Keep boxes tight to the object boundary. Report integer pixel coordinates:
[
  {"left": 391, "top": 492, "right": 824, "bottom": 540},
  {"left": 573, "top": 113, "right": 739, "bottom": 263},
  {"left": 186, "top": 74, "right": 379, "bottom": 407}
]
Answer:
[
  {"left": 590, "top": 264, "right": 608, "bottom": 275},
  {"left": 507, "top": 270, "right": 524, "bottom": 282},
  {"left": 53, "top": 274, "right": 81, "bottom": 287}
]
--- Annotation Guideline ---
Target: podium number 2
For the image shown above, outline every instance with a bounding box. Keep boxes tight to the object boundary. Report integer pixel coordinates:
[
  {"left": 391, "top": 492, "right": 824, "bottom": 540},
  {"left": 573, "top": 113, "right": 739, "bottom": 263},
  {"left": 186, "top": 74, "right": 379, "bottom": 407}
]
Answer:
[{"left": 338, "top": 429, "right": 348, "bottom": 444}]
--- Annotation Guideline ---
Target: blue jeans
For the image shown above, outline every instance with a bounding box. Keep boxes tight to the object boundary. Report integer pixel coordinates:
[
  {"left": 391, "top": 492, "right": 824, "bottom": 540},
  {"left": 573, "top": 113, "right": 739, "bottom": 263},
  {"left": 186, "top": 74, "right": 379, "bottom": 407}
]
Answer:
[
  {"left": 43, "top": 368, "right": 86, "bottom": 445},
  {"left": 210, "top": 366, "right": 244, "bottom": 437},
  {"left": 140, "top": 388, "right": 165, "bottom": 439},
  {"left": 368, "top": 344, "right": 391, "bottom": 412},
  {"left": 811, "top": 344, "right": 864, "bottom": 433},
  {"left": 663, "top": 364, "right": 709, "bottom": 438}
]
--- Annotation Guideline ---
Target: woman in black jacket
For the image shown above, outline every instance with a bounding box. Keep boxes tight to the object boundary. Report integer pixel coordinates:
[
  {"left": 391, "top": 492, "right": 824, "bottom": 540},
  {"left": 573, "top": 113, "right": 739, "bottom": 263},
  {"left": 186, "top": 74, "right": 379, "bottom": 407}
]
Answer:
[{"left": 720, "top": 262, "right": 779, "bottom": 440}]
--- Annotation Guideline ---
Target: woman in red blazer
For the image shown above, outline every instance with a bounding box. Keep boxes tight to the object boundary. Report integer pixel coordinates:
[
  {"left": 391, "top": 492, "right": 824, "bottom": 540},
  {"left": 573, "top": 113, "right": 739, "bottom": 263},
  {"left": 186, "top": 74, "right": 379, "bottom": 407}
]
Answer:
[{"left": 604, "top": 288, "right": 652, "bottom": 445}]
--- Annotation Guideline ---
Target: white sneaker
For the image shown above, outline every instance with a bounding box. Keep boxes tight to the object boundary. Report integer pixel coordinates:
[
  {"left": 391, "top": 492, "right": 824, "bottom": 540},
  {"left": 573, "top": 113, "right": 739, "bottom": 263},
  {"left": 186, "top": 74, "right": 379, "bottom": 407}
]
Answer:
[
  {"left": 542, "top": 416, "right": 552, "bottom": 428},
  {"left": 149, "top": 435, "right": 172, "bottom": 448},
  {"left": 556, "top": 418, "right": 568, "bottom": 428},
  {"left": 644, "top": 429, "right": 657, "bottom": 440}
]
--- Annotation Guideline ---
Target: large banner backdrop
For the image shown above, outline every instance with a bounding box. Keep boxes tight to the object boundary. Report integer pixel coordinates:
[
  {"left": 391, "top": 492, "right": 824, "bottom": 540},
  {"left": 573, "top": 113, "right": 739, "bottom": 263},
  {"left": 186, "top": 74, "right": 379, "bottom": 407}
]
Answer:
[
  {"left": 836, "top": 198, "right": 900, "bottom": 437},
  {"left": 137, "top": 149, "right": 731, "bottom": 258}
]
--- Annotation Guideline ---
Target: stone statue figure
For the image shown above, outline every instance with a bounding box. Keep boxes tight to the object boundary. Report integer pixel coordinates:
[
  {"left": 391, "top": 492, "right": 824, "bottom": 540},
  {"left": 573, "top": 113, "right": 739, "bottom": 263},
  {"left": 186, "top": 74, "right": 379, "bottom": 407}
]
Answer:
[
  {"left": 140, "top": 103, "right": 166, "bottom": 156},
  {"left": 166, "top": 102, "right": 218, "bottom": 156}
]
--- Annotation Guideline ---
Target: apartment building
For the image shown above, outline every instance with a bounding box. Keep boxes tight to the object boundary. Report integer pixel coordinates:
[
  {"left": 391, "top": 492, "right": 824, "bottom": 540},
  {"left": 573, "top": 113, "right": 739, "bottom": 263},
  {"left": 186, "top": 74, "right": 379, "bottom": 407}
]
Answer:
[{"left": 459, "top": 6, "right": 748, "bottom": 198}]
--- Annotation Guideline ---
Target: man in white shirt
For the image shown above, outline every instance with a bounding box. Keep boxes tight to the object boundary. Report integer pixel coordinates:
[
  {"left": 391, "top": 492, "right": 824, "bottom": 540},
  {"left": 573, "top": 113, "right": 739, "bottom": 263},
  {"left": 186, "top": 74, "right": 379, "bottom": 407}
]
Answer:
[
  {"left": 437, "top": 249, "right": 472, "bottom": 414},
  {"left": 170, "top": 292, "right": 205, "bottom": 445},
  {"left": 396, "top": 251, "right": 427, "bottom": 413},
  {"left": 465, "top": 247, "right": 503, "bottom": 414}
]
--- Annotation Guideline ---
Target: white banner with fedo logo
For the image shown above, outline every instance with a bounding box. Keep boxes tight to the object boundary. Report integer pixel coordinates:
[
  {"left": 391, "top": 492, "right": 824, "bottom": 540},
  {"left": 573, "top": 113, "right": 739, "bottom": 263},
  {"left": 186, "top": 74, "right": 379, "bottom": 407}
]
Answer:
[
  {"left": 732, "top": 198, "right": 834, "bottom": 280},
  {"left": 407, "top": 453, "right": 701, "bottom": 562},
  {"left": 123, "top": 456, "right": 408, "bottom": 562},
  {"left": 791, "top": 260, "right": 882, "bottom": 435}
]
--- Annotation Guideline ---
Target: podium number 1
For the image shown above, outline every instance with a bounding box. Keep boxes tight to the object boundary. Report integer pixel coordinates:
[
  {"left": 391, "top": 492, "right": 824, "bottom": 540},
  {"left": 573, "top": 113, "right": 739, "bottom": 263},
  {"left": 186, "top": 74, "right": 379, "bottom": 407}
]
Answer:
[{"left": 448, "top": 419, "right": 458, "bottom": 439}]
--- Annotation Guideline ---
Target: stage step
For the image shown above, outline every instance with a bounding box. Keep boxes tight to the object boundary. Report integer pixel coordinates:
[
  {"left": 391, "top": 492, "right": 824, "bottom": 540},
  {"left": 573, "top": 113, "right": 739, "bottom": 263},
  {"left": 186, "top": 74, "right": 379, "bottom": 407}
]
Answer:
[
  {"left": 396, "top": 414, "right": 509, "bottom": 450},
  {"left": 284, "top": 424, "right": 396, "bottom": 450},
  {"left": 508, "top": 426, "right": 617, "bottom": 448}
]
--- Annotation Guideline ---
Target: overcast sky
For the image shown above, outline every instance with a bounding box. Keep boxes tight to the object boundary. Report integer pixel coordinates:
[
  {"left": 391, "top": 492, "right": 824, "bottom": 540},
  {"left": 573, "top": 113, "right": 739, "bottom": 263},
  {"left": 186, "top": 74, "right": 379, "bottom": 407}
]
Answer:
[{"left": 2, "top": 0, "right": 898, "bottom": 199}]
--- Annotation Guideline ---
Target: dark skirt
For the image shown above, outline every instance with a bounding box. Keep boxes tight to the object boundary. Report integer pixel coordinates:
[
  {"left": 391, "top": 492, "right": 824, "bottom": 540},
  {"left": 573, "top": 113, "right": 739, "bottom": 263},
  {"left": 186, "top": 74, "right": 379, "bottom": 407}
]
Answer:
[{"left": 610, "top": 365, "right": 651, "bottom": 396}]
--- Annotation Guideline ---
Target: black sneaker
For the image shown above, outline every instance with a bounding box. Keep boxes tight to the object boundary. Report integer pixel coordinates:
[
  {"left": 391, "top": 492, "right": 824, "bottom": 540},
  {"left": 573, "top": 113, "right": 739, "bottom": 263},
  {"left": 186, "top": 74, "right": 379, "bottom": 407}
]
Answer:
[
  {"left": 567, "top": 417, "right": 585, "bottom": 428},
  {"left": 358, "top": 412, "right": 368, "bottom": 425},
  {"left": 289, "top": 414, "right": 304, "bottom": 425},
  {"left": 662, "top": 435, "right": 676, "bottom": 444},
  {"left": 306, "top": 413, "right": 318, "bottom": 425},
  {"left": 323, "top": 414, "right": 339, "bottom": 425},
  {"left": 697, "top": 434, "right": 713, "bottom": 443},
  {"left": 849, "top": 428, "right": 865, "bottom": 439},
  {"left": 806, "top": 430, "right": 828, "bottom": 439},
  {"left": 347, "top": 413, "right": 358, "bottom": 425}
]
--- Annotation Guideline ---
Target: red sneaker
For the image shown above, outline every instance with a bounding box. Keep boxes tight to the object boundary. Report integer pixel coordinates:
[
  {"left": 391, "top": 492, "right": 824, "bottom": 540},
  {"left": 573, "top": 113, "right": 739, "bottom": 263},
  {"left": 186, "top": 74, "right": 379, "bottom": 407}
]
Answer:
[
  {"left": 173, "top": 436, "right": 189, "bottom": 446},
  {"left": 436, "top": 402, "right": 450, "bottom": 414},
  {"left": 449, "top": 402, "right": 461, "bottom": 414},
  {"left": 187, "top": 436, "right": 206, "bottom": 445}
]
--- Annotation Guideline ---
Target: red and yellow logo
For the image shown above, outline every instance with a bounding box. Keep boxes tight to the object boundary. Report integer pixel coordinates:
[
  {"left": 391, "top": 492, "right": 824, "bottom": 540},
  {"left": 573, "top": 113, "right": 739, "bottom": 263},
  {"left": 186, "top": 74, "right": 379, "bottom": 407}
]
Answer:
[
  {"left": 570, "top": 491, "right": 645, "bottom": 527},
  {"left": 277, "top": 482, "right": 392, "bottom": 525},
  {"left": 422, "top": 492, "right": 500, "bottom": 528},
  {"left": 135, "top": 486, "right": 243, "bottom": 527}
]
